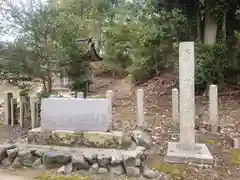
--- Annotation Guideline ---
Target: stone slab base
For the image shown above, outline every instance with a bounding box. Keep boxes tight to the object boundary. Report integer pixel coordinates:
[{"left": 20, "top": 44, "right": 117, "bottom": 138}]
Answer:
[
  {"left": 28, "top": 128, "right": 151, "bottom": 150},
  {"left": 0, "top": 143, "right": 159, "bottom": 179},
  {"left": 166, "top": 142, "right": 213, "bottom": 164}
]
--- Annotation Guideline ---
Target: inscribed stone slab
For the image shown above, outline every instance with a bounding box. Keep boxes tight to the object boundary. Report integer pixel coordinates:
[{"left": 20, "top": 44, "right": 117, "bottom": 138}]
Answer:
[
  {"left": 179, "top": 41, "right": 195, "bottom": 147},
  {"left": 41, "top": 98, "right": 110, "bottom": 132}
]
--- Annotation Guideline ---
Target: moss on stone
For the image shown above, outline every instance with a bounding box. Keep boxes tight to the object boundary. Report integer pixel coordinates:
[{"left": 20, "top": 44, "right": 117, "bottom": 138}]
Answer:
[
  {"left": 203, "top": 140, "right": 217, "bottom": 145},
  {"left": 88, "top": 94, "right": 106, "bottom": 99}
]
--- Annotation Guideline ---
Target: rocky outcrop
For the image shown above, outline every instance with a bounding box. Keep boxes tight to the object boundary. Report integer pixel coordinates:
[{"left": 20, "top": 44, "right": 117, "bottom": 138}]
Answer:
[
  {"left": 0, "top": 143, "right": 159, "bottom": 179},
  {"left": 28, "top": 128, "right": 152, "bottom": 150}
]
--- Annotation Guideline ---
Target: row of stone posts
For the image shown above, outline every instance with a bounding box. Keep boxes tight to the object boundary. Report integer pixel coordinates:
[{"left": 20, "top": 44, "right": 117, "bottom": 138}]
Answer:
[
  {"left": 3, "top": 86, "right": 218, "bottom": 132},
  {"left": 3, "top": 90, "right": 115, "bottom": 130},
  {"left": 4, "top": 92, "right": 33, "bottom": 128},
  {"left": 171, "top": 84, "right": 219, "bottom": 132}
]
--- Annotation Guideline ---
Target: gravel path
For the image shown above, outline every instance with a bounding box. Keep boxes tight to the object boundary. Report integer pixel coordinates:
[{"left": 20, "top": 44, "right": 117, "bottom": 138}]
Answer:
[{"left": 0, "top": 174, "right": 28, "bottom": 180}]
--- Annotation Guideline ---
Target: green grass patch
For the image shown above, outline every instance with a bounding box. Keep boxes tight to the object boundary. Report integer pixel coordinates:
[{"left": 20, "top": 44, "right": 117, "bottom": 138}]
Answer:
[
  {"left": 203, "top": 140, "right": 217, "bottom": 145},
  {"left": 88, "top": 94, "right": 106, "bottom": 98},
  {"left": 151, "top": 163, "right": 206, "bottom": 179},
  {"left": 230, "top": 149, "right": 240, "bottom": 164},
  {"left": 0, "top": 120, "right": 4, "bottom": 127},
  {"left": 151, "top": 163, "right": 189, "bottom": 179}
]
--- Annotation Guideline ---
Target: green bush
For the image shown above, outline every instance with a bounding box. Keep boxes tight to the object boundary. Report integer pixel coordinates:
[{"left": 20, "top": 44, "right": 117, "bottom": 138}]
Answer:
[
  {"left": 195, "top": 42, "right": 227, "bottom": 94},
  {"left": 103, "top": 8, "right": 187, "bottom": 84}
]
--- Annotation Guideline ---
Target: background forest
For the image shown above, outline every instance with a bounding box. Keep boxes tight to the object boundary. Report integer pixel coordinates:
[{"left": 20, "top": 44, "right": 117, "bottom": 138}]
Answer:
[{"left": 0, "top": 0, "right": 240, "bottom": 94}]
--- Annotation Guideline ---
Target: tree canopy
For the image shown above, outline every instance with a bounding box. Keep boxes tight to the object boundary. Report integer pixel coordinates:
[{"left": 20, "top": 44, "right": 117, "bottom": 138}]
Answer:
[{"left": 0, "top": 0, "right": 239, "bottom": 94}]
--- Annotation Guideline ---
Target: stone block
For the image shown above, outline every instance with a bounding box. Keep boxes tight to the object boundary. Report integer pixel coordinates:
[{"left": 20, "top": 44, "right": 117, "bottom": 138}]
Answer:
[
  {"left": 83, "top": 132, "right": 119, "bottom": 148},
  {"left": 166, "top": 142, "right": 213, "bottom": 164},
  {"left": 28, "top": 128, "right": 135, "bottom": 149},
  {"left": 41, "top": 98, "right": 110, "bottom": 132},
  {"left": 47, "top": 131, "right": 84, "bottom": 147},
  {"left": 28, "top": 128, "right": 43, "bottom": 145}
]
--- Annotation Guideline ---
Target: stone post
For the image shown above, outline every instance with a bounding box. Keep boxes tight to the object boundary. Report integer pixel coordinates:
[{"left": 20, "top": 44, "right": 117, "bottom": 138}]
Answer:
[
  {"left": 63, "top": 77, "right": 68, "bottom": 86},
  {"left": 30, "top": 96, "right": 38, "bottom": 129},
  {"left": 4, "top": 92, "right": 13, "bottom": 125},
  {"left": 209, "top": 84, "right": 218, "bottom": 133},
  {"left": 35, "top": 100, "right": 40, "bottom": 128},
  {"left": 19, "top": 95, "right": 25, "bottom": 128},
  {"left": 172, "top": 88, "right": 179, "bottom": 127},
  {"left": 137, "top": 89, "right": 144, "bottom": 127},
  {"left": 106, "top": 90, "right": 113, "bottom": 129},
  {"left": 10, "top": 98, "right": 17, "bottom": 127},
  {"left": 166, "top": 42, "right": 213, "bottom": 164},
  {"left": 77, "top": 92, "right": 84, "bottom": 99},
  {"left": 179, "top": 41, "right": 195, "bottom": 147}
]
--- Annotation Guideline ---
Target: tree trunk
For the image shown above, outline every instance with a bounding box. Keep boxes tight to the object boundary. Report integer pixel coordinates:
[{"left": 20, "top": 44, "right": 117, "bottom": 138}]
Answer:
[
  {"left": 204, "top": 12, "right": 218, "bottom": 45},
  {"left": 222, "top": 11, "right": 226, "bottom": 41},
  {"left": 42, "top": 78, "right": 47, "bottom": 93},
  {"left": 197, "top": 11, "right": 201, "bottom": 41},
  {"left": 92, "top": 20, "right": 101, "bottom": 55},
  {"left": 47, "top": 73, "right": 52, "bottom": 93}
]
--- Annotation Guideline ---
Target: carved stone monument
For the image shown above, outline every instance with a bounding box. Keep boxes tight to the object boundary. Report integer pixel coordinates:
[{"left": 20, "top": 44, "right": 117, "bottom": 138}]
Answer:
[
  {"left": 166, "top": 42, "right": 213, "bottom": 164},
  {"left": 41, "top": 98, "right": 110, "bottom": 132}
]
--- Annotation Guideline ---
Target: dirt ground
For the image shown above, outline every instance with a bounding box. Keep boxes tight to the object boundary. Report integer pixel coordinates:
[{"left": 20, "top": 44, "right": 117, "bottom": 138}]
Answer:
[{"left": 1, "top": 74, "right": 240, "bottom": 179}]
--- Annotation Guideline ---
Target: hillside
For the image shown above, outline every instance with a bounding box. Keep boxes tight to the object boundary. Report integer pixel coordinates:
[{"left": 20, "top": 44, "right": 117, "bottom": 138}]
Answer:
[{"left": 0, "top": 74, "right": 240, "bottom": 179}]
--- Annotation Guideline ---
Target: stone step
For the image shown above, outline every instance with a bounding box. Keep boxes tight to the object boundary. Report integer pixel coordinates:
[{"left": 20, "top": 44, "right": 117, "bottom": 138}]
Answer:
[{"left": 0, "top": 143, "right": 159, "bottom": 179}]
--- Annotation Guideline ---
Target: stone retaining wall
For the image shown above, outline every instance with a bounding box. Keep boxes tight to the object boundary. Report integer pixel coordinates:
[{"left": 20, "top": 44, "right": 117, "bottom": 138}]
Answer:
[
  {"left": 0, "top": 144, "right": 159, "bottom": 179},
  {"left": 28, "top": 128, "right": 151, "bottom": 149}
]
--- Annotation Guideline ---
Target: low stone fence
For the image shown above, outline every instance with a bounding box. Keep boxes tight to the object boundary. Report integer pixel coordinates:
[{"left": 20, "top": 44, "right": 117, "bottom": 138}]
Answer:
[
  {"left": 0, "top": 144, "right": 159, "bottom": 179},
  {"left": 3, "top": 88, "right": 114, "bottom": 130}
]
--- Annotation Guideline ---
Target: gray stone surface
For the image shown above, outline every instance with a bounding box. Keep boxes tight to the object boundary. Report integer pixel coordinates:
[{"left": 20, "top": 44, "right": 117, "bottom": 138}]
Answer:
[
  {"left": 2, "top": 157, "right": 12, "bottom": 167},
  {"left": 0, "top": 143, "right": 155, "bottom": 178},
  {"left": 65, "top": 162, "right": 74, "bottom": 174},
  {"left": 83, "top": 152, "right": 98, "bottom": 164},
  {"left": 89, "top": 163, "right": 99, "bottom": 174},
  {"left": 111, "top": 155, "right": 123, "bottom": 165},
  {"left": 28, "top": 128, "right": 144, "bottom": 150},
  {"left": 11, "top": 157, "right": 22, "bottom": 169},
  {"left": 7, "top": 148, "right": 18, "bottom": 161},
  {"left": 57, "top": 165, "right": 65, "bottom": 174},
  {"left": 125, "top": 166, "right": 141, "bottom": 178},
  {"left": 179, "top": 41, "right": 195, "bottom": 146},
  {"left": 0, "top": 144, "right": 16, "bottom": 162},
  {"left": 18, "top": 148, "right": 37, "bottom": 167},
  {"left": 110, "top": 165, "right": 125, "bottom": 175},
  {"left": 166, "top": 42, "right": 213, "bottom": 164},
  {"left": 41, "top": 98, "right": 110, "bottom": 132},
  {"left": 32, "top": 158, "right": 42, "bottom": 169},
  {"left": 166, "top": 142, "right": 214, "bottom": 164},
  {"left": 209, "top": 84, "right": 219, "bottom": 133},
  {"left": 123, "top": 151, "right": 142, "bottom": 167},
  {"left": 0, "top": 147, "right": 6, "bottom": 162},
  {"left": 130, "top": 130, "right": 152, "bottom": 149},
  {"left": 97, "top": 154, "right": 111, "bottom": 167},
  {"left": 98, "top": 167, "right": 108, "bottom": 174},
  {"left": 72, "top": 154, "right": 90, "bottom": 170},
  {"left": 4, "top": 92, "right": 13, "bottom": 125},
  {"left": 42, "top": 151, "right": 71, "bottom": 167},
  {"left": 143, "top": 165, "right": 159, "bottom": 179}
]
